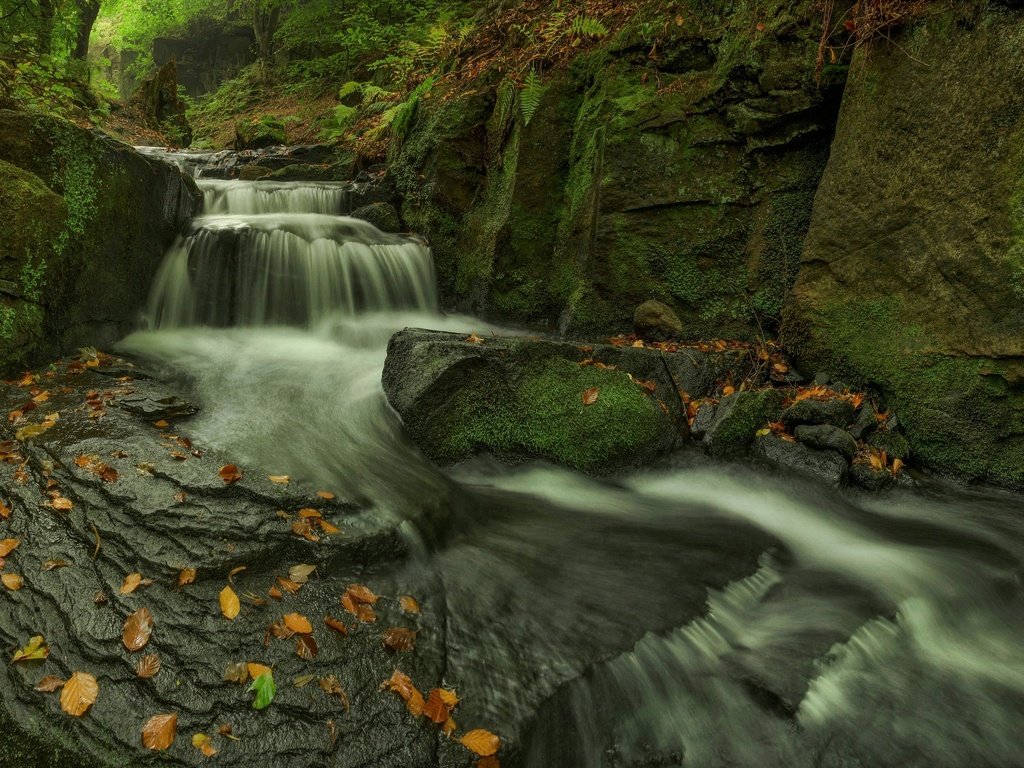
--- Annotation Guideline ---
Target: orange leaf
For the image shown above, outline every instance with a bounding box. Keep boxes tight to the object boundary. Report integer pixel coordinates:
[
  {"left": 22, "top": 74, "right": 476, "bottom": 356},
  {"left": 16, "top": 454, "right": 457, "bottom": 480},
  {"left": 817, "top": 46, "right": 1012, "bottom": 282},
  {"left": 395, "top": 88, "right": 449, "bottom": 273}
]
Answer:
[
  {"left": 478, "top": 757, "right": 501, "bottom": 768},
  {"left": 246, "top": 662, "right": 272, "bottom": 679},
  {"left": 722, "top": 385, "right": 735, "bottom": 397},
  {"left": 581, "top": 387, "right": 599, "bottom": 406},
  {"left": 120, "top": 572, "right": 143, "bottom": 595},
  {"left": 2, "top": 573, "right": 23, "bottom": 590},
  {"left": 51, "top": 496, "right": 73, "bottom": 511},
  {"left": 219, "top": 586, "right": 240, "bottom": 620},
  {"left": 137, "top": 654, "right": 161, "bottom": 679},
  {"left": 0, "top": 500, "right": 9, "bottom": 519},
  {"left": 60, "top": 671, "right": 99, "bottom": 717},
  {"left": 316, "top": 490, "right": 335, "bottom": 500},
  {"left": 283, "top": 613, "right": 314, "bottom": 635},
  {"left": 465, "top": 333, "right": 484, "bottom": 344},
  {"left": 0, "top": 538, "right": 20, "bottom": 557},
  {"left": 382, "top": 627, "right": 418, "bottom": 652},
  {"left": 142, "top": 713, "right": 177, "bottom": 751},
  {"left": 218, "top": 464, "right": 242, "bottom": 484},
  {"left": 424, "top": 689, "right": 451, "bottom": 724},
  {"left": 178, "top": 568, "right": 197, "bottom": 587},
  {"left": 399, "top": 595, "right": 421, "bottom": 615},
  {"left": 460, "top": 729, "right": 501, "bottom": 757},
  {"left": 324, "top": 617, "right": 348, "bottom": 635},
  {"left": 345, "top": 584, "right": 379, "bottom": 605},
  {"left": 123, "top": 607, "right": 154, "bottom": 652},
  {"left": 319, "top": 520, "right": 341, "bottom": 535}
]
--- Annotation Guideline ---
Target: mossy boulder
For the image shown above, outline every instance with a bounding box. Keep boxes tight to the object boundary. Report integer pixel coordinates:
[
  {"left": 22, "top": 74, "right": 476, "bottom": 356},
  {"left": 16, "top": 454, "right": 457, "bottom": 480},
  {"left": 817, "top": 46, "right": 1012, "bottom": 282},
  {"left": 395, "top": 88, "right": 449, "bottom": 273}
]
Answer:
[
  {"left": 783, "top": 7, "right": 1024, "bottom": 487},
  {"left": 234, "top": 116, "right": 286, "bottom": 150},
  {"left": 0, "top": 110, "right": 201, "bottom": 374},
  {"left": 703, "top": 389, "right": 786, "bottom": 457},
  {"left": 382, "top": 329, "right": 755, "bottom": 473}
]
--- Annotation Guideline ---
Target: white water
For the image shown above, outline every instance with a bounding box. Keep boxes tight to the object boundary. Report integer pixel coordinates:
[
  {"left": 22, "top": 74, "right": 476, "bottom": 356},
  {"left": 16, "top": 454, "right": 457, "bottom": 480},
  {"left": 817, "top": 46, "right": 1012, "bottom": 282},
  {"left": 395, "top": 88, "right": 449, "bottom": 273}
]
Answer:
[{"left": 122, "top": 162, "right": 1024, "bottom": 768}]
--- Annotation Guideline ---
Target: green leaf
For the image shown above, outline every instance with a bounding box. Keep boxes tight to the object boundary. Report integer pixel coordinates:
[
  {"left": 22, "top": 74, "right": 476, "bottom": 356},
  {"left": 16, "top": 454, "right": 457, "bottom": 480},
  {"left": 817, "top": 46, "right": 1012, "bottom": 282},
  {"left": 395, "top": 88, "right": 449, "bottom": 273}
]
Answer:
[
  {"left": 520, "top": 68, "right": 544, "bottom": 127},
  {"left": 249, "top": 671, "right": 276, "bottom": 710}
]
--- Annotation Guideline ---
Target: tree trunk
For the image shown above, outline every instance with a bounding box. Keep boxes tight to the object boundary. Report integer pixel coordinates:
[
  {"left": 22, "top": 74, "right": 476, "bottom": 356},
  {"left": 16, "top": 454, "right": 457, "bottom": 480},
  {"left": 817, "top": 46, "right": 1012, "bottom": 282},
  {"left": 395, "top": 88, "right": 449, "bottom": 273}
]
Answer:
[
  {"left": 72, "top": 0, "right": 100, "bottom": 60},
  {"left": 252, "top": 3, "right": 281, "bottom": 78}
]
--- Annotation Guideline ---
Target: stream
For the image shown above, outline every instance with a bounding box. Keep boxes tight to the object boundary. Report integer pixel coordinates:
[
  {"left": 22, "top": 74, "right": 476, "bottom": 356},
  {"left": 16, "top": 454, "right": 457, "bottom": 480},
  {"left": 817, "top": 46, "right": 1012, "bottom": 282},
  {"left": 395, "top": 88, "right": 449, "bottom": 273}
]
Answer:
[{"left": 113, "top": 152, "right": 1024, "bottom": 767}]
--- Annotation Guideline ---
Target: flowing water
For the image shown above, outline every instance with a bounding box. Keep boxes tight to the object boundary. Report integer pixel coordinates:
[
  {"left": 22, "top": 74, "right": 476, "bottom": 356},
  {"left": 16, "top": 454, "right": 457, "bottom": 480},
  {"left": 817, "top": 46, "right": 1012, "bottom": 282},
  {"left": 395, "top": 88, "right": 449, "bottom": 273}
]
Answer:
[{"left": 120, "top": 158, "right": 1024, "bottom": 767}]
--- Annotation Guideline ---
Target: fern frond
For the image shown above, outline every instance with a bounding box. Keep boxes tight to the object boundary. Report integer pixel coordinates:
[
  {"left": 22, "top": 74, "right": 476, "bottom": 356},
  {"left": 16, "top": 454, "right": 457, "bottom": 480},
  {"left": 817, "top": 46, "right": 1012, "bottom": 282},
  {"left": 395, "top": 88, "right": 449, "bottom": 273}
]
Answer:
[
  {"left": 520, "top": 68, "right": 543, "bottom": 127},
  {"left": 571, "top": 16, "right": 609, "bottom": 39}
]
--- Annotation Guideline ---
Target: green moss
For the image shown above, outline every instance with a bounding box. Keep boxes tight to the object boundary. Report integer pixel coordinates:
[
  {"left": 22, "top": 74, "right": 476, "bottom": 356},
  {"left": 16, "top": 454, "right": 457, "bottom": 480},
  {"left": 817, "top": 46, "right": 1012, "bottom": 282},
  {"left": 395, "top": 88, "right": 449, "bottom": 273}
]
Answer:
[
  {"left": 706, "top": 388, "right": 786, "bottom": 456},
  {"left": 44, "top": 119, "right": 98, "bottom": 259},
  {"left": 435, "top": 357, "right": 667, "bottom": 472}
]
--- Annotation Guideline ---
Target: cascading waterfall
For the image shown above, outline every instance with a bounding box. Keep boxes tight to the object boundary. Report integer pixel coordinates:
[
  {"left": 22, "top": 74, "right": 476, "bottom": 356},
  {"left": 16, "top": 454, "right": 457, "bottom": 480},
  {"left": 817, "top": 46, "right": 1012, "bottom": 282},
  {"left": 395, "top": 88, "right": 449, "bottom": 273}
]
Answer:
[{"left": 144, "top": 177, "right": 437, "bottom": 329}]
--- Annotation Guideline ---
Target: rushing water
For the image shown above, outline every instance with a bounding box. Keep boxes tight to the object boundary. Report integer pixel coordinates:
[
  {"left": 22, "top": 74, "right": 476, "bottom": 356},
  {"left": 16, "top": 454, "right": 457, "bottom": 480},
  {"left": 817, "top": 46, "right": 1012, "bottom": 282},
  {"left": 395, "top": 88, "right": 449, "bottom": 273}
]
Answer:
[{"left": 120, "top": 159, "right": 1024, "bottom": 767}]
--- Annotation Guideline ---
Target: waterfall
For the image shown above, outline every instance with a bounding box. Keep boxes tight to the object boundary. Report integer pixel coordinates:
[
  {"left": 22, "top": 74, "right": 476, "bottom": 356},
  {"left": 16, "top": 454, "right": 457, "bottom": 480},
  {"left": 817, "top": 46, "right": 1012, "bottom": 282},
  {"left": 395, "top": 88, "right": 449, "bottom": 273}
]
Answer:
[{"left": 144, "top": 176, "right": 437, "bottom": 329}]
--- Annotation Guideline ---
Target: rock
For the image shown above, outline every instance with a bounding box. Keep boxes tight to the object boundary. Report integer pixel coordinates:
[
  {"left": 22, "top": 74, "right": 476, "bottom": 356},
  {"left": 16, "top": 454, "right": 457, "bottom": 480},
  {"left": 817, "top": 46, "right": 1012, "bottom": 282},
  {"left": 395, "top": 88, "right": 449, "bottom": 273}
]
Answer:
[
  {"left": 782, "top": 398, "right": 855, "bottom": 430},
  {"left": 849, "top": 462, "right": 895, "bottom": 492},
  {"left": 382, "top": 330, "right": 755, "bottom": 473},
  {"left": 351, "top": 202, "right": 402, "bottom": 233},
  {"left": 704, "top": 389, "right": 786, "bottom": 457},
  {"left": 0, "top": 110, "right": 201, "bottom": 374},
  {"left": 690, "top": 402, "right": 717, "bottom": 441},
  {"left": 238, "top": 164, "right": 273, "bottom": 180},
  {"left": 868, "top": 429, "right": 910, "bottom": 460},
  {"left": 782, "top": 5, "right": 1024, "bottom": 488},
  {"left": 234, "top": 116, "right": 286, "bottom": 150},
  {"left": 633, "top": 299, "right": 683, "bottom": 341},
  {"left": 130, "top": 59, "right": 192, "bottom": 146},
  {"left": 754, "top": 433, "right": 849, "bottom": 487},
  {"left": 794, "top": 424, "right": 858, "bottom": 460},
  {"left": 849, "top": 403, "right": 878, "bottom": 441},
  {"left": 663, "top": 348, "right": 756, "bottom": 401},
  {"left": 813, "top": 371, "right": 831, "bottom": 386}
]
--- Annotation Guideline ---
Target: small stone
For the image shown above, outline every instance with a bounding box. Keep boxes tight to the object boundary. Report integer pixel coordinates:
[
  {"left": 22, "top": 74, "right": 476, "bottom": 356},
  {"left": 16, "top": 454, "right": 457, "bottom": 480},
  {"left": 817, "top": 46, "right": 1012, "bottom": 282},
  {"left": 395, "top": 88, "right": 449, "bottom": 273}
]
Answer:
[
  {"left": 350, "top": 202, "right": 402, "bottom": 233},
  {"left": 849, "top": 463, "right": 894, "bottom": 491},
  {"left": 813, "top": 372, "right": 831, "bottom": 386},
  {"left": 793, "top": 424, "right": 858, "bottom": 460},
  {"left": 704, "top": 390, "right": 785, "bottom": 457},
  {"left": 633, "top": 300, "right": 683, "bottom": 342},
  {"left": 849, "top": 404, "right": 878, "bottom": 441},
  {"left": 782, "top": 398, "right": 855, "bottom": 429},
  {"left": 753, "top": 434, "right": 848, "bottom": 487},
  {"left": 690, "top": 403, "right": 717, "bottom": 441}
]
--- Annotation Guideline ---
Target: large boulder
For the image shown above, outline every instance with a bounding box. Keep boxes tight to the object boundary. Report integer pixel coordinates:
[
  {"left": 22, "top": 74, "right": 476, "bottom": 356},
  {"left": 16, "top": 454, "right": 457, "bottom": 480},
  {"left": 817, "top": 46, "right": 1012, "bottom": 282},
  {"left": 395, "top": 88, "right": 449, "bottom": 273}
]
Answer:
[
  {"left": 131, "top": 59, "right": 192, "bottom": 146},
  {"left": 382, "top": 329, "right": 755, "bottom": 473},
  {"left": 0, "top": 110, "right": 201, "bottom": 373},
  {"left": 783, "top": 7, "right": 1024, "bottom": 487}
]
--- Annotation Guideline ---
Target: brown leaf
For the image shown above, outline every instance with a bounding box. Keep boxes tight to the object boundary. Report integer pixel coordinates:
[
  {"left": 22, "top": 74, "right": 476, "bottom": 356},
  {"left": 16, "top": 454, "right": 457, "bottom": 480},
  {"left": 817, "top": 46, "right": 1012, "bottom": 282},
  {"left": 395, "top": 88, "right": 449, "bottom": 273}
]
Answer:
[
  {"left": 319, "top": 675, "right": 350, "bottom": 711},
  {"left": 223, "top": 662, "right": 249, "bottom": 684},
  {"left": 296, "top": 634, "right": 318, "bottom": 660},
  {"left": 2, "top": 573, "right": 23, "bottom": 590},
  {"left": 178, "top": 568, "right": 197, "bottom": 587},
  {"left": 42, "top": 559, "right": 71, "bottom": 571},
  {"left": 477, "top": 757, "right": 501, "bottom": 768},
  {"left": 460, "top": 729, "right": 501, "bottom": 757},
  {"left": 316, "top": 490, "right": 335, "bottom": 500},
  {"left": 120, "top": 572, "right": 143, "bottom": 595},
  {"left": 324, "top": 616, "right": 348, "bottom": 635},
  {"left": 60, "top": 671, "right": 99, "bottom": 717},
  {"left": 582, "top": 387, "right": 599, "bottom": 406},
  {"left": 218, "top": 464, "right": 242, "bottom": 484},
  {"left": 123, "top": 607, "right": 154, "bottom": 652},
  {"left": 382, "top": 627, "right": 418, "bottom": 653},
  {"left": 424, "top": 688, "right": 451, "bottom": 724},
  {"left": 142, "top": 713, "right": 177, "bottom": 751},
  {"left": 137, "top": 654, "right": 161, "bottom": 679},
  {"left": 192, "top": 733, "right": 218, "bottom": 757},
  {"left": 341, "top": 592, "right": 376, "bottom": 623},
  {"left": 283, "top": 613, "right": 313, "bottom": 635},
  {"left": 35, "top": 675, "right": 65, "bottom": 692},
  {"left": 219, "top": 586, "right": 240, "bottom": 620},
  {"left": 227, "top": 565, "right": 247, "bottom": 583},
  {"left": 466, "top": 332, "right": 485, "bottom": 344},
  {"left": 0, "top": 538, "right": 21, "bottom": 557},
  {"left": 381, "top": 670, "right": 425, "bottom": 716},
  {"left": 398, "top": 595, "right": 421, "bottom": 615},
  {"left": 288, "top": 564, "right": 316, "bottom": 584}
]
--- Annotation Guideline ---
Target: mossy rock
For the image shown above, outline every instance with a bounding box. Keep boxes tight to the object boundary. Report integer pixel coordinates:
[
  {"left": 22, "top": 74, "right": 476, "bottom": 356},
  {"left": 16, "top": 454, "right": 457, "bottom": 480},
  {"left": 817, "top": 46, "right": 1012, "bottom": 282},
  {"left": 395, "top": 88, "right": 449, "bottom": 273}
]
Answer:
[
  {"left": 704, "top": 389, "right": 786, "bottom": 457},
  {"left": 382, "top": 329, "right": 687, "bottom": 473},
  {"left": 234, "top": 116, "right": 286, "bottom": 150}
]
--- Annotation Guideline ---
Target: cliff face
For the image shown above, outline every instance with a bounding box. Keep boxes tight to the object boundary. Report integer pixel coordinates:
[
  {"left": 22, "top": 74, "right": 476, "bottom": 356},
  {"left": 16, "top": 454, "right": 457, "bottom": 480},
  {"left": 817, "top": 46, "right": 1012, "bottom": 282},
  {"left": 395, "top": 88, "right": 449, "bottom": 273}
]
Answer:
[
  {"left": 0, "top": 110, "right": 202, "bottom": 372},
  {"left": 392, "top": 1, "right": 842, "bottom": 340},
  {"left": 783, "top": 6, "right": 1024, "bottom": 486}
]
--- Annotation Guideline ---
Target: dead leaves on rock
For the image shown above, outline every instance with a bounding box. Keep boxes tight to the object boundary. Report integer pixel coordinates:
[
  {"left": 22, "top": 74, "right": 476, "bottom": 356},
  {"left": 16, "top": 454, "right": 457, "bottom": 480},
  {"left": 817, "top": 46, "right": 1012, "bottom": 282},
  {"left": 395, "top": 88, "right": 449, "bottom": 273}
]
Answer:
[
  {"left": 136, "top": 654, "right": 161, "bottom": 679},
  {"left": 218, "top": 464, "right": 242, "bottom": 484},
  {"left": 12, "top": 635, "right": 48, "bottom": 662},
  {"left": 220, "top": 585, "right": 241, "bottom": 620},
  {"left": 0, "top": 538, "right": 21, "bottom": 557},
  {"left": 60, "top": 671, "right": 99, "bottom": 716},
  {"left": 283, "top": 612, "right": 313, "bottom": 635},
  {"left": 581, "top": 387, "right": 599, "bottom": 406},
  {"left": 122, "top": 607, "right": 154, "bottom": 652},
  {"left": 73, "top": 454, "right": 119, "bottom": 483},
  {"left": 141, "top": 712, "right": 177, "bottom": 750},
  {"left": 2, "top": 572, "right": 24, "bottom": 590},
  {"left": 341, "top": 584, "right": 378, "bottom": 623},
  {"left": 381, "top": 627, "right": 418, "bottom": 653}
]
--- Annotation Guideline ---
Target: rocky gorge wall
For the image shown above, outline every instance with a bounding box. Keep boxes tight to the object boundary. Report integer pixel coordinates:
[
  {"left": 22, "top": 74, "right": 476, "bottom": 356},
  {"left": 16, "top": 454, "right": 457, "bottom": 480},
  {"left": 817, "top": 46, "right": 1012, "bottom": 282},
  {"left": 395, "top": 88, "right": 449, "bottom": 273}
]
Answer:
[{"left": 0, "top": 110, "right": 201, "bottom": 372}]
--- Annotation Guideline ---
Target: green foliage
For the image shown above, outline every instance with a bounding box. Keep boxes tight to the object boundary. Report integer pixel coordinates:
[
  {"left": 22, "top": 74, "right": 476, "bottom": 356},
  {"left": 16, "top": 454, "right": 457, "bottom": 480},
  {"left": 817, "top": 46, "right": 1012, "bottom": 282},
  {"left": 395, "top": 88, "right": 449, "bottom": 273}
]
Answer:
[
  {"left": 249, "top": 672, "right": 276, "bottom": 710},
  {"left": 570, "top": 16, "right": 609, "bottom": 39},
  {"left": 520, "top": 68, "right": 543, "bottom": 126}
]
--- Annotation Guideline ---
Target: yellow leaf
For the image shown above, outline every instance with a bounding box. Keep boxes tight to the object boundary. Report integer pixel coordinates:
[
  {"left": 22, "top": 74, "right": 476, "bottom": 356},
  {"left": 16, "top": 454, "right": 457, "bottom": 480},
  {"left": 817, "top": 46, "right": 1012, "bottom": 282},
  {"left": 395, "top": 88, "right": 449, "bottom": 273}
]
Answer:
[
  {"left": 178, "top": 568, "right": 197, "bottom": 587},
  {"left": 12, "top": 635, "right": 48, "bottom": 662},
  {"left": 0, "top": 538, "right": 21, "bottom": 557},
  {"left": 268, "top": 475, "right": 290, "bottom": 484},
  {"left": 2, "top": 573, "right": 23, "bottom": 590},
  {"left": 399, "top": 595, "right": 421, "bottom": 615},
  {"left": 120, "top": 572, "right": 143, "bottom": 595},
  {"left": 283, "top": 613, "right": 313, "bottom": 635},
  {"left": 460, "top": 728, "right": 501, "bottom": 757},
  {"left": 60, "top": 671, "right": 99, "bottom": 717},
  {"left": 219, "top": 586, "right": 240, "bottom": 620}
]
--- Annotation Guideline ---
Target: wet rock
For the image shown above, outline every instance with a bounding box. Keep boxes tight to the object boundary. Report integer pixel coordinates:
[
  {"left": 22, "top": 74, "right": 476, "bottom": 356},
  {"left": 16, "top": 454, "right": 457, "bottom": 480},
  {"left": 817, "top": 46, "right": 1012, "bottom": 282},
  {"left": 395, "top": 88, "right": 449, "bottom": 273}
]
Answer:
[
  {"left": 238, "top": 164, "right": 273, "bottom": 180},
  {"left": 663, "top": 348, "right": 753, "bottom": 398},
  {"left": 382, "top": 330, "right": 754, "bottom": 473},
  {"left": 234, "top": 116, "right": 286, "bottom": 150},
  {"left": 753, "top": 433, "right": 848, "bottom": 487},
  {"left": 633, "top": 300, "right": 683, "bottom": 342},
  {"left": 868, "top": 429, "right": 910, "bottom": 460},
  {"left": 704, "top": 389, "right": 786, "bottom": 457},
  {"left": 690, "top": 402, "right": 717, "bottom": 441},
  {"left": 794, "top": 424, "right": 858, "bottom": 460},
  {"left": 117, "top": 393, "right": 199, "bottom": 420},
  {"left": 351, "top": 202, "right": 402, "bottom": 233},
  {"left": 850, "top": 404, "right": 879, "bottom": 441},
  {"left": 782, "top": 398, "right": 856, "bottom": 430},
  {"left": 849, "top": 462, "right": 895, "bottom": 491}
]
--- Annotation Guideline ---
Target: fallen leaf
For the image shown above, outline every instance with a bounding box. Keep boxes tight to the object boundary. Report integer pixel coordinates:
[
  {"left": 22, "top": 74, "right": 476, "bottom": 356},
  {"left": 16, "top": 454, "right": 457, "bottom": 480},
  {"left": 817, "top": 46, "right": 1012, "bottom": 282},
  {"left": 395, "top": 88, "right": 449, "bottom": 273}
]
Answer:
[
  {"left": 249, "top": 670, "right": 276, "bottom": 710},
  {"left": 296, "top": 634, "right": 318, "bottom": 660},
  {"left": 120, "top": 572, "right": 143, "bottom": 595},
  {"left": 582, "top": 387, "right": 599, "bottom": 406},
  {"left": 297, "top": 508, "right": 322, "bottom": 519},
  {"left": 142, "top": 713, "right": 177, "bottom": 750},
  {"left": 478, "top": 757, "right": 501, "bottom": 768},
  {"left": 137, "top": 654, "right": 161, "bottom": 679},
  {"left": 173, "top": 491, "right": 186, "bottom": 504},
  {"left": 399, "top": 595, "right": 421, "bottom": 615},
  {"left": 319, "top": 675, "right": 350, "bottom": 710},
  {"left": 465, "top": 333, "right": 484, "bottom": 344},
  {"left": 41, "top": 559, "right": 71, "bottom": 571},
  {"left": 324, "top": 617, "right": 348, "bottom": 635},
  {"left": 227, "top": 565, "right": 247, "bottom": 583},
  {"left": 316, "top": 490, "right": 335, "bottom": 500},
  {"left": 223, "top": 662, "right": 249, "bottom": 684},
  {"left": 277, "top": 576, "right": 302, "bottom": 594},
  {"left": 381, "top": 670, "right": 425, "bottom": 716},
  {"left": 218, "top": 464, "right": 242, "bottom": 484},
  {"left": 892, "top": 458, "right": 904, "bottom": 475},
  {"left": 319, "top": 520, "right": 341, "bottom": 535},
  {"left": 35, "top": 675, "right": 65, "bottom": 692},
  {"left": 51, "top": 496, "right": 73, "bottom": 511},
  {"left": 382, "top": 627, "right": 418, "bottom": 653},
  {"left": 424, "top": 688, "right": 452, "bottom": 723},
  {"left": 288, "top": 564, "right": 316, "bottom": 584},
  {"left": 0, "top": 501, "right": 9, "bottom": 519},
  {"left": 268, "top": 474, "right": 290, "bottom": 484},
  {"left": 153, "top": 419, "right": 169, "bottom": 429},
  {"left": 178, "top": 568, "right": 197, "bottom": 587},
  {"left": 0, "top": 538, "right": 21, "bottom": 557},
  {"left": 345, "top": 584, "right": 379, "bottom": 605},
  {"left": 192, "top": 733, "right": 218, "bottom": 757},
  {"left": 341, "top": 592, "right": 376, "bottom": 623},
  {"left": 2, "top": 573, "right": 23, "bottom": 590},
  {"left": 246, "top": 662, "right": 272, "bottom": 679},
  {"left": 219, "top": 586, "right": 240, "bottom": 620},
  {"left": 123, "top": 607, "right": 154, "bottom": 652},
  {"left": 443, "top": 717, "right": 457, "bottom": 736},
  {"left": 12, "top": 635, "right": 48, "bottom": 662},
  {"left": 60, "top": 671, "right": 99, "bottom": 716},
  {"left": 460, "top": 729, "right": 501, "bottom": 757},
  {"left": 283, "top": 613, "right": 313, "bottom": 635},
  {"left": 293, "top": 674, "right": 316, "bottom": 688}
]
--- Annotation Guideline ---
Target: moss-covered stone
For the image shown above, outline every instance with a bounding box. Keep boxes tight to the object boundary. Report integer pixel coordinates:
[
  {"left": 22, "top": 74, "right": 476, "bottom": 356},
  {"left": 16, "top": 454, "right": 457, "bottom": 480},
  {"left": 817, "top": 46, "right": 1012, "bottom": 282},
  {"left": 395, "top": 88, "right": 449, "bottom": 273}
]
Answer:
[
  {"left": 234, "top": 115, "right": 286, "bottom": 150},
  {"left": 704, "top": 388, "right": 786, "bottom": 457}
]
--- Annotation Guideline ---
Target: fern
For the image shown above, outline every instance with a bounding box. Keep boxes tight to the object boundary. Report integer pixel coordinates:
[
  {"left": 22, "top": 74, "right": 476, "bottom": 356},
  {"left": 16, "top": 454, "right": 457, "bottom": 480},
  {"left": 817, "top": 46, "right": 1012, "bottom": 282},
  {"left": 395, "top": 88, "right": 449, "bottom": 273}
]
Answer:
[
  {"left": 337, "top": 81, "right": 361, "bottom": 99},
  {"left": 571, "top": 16, "right": 609, "bottom": 39},
  {"left": 520, "top": 68, "right": 543, "bottom": 127}
]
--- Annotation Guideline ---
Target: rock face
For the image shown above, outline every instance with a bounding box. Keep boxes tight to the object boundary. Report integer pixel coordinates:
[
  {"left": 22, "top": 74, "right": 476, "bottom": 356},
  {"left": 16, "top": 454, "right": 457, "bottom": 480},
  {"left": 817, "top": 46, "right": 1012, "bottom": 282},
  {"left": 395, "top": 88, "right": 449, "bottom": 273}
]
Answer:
[
  {"left": 131, "top": 59, "right": 192, "bottom": 146},
  {"left": 0, "top": 110, "right": 201, "bottom": 373},
  {"left": 392, "top": 1, "right": 841, "bottom": 338},
  {"left": 382, "top": 329, "right": 754, "bottom": 473},
  {"left": 783, "top": 6, "right": 1024, "bottom": 487}
]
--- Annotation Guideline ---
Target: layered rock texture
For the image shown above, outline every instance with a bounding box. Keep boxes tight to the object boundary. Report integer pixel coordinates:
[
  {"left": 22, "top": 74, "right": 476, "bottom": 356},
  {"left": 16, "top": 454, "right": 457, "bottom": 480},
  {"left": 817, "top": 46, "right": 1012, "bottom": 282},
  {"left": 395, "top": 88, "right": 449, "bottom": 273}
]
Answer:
[{"left": 0, "top": 110, "right": 200, "bottom": 373}]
